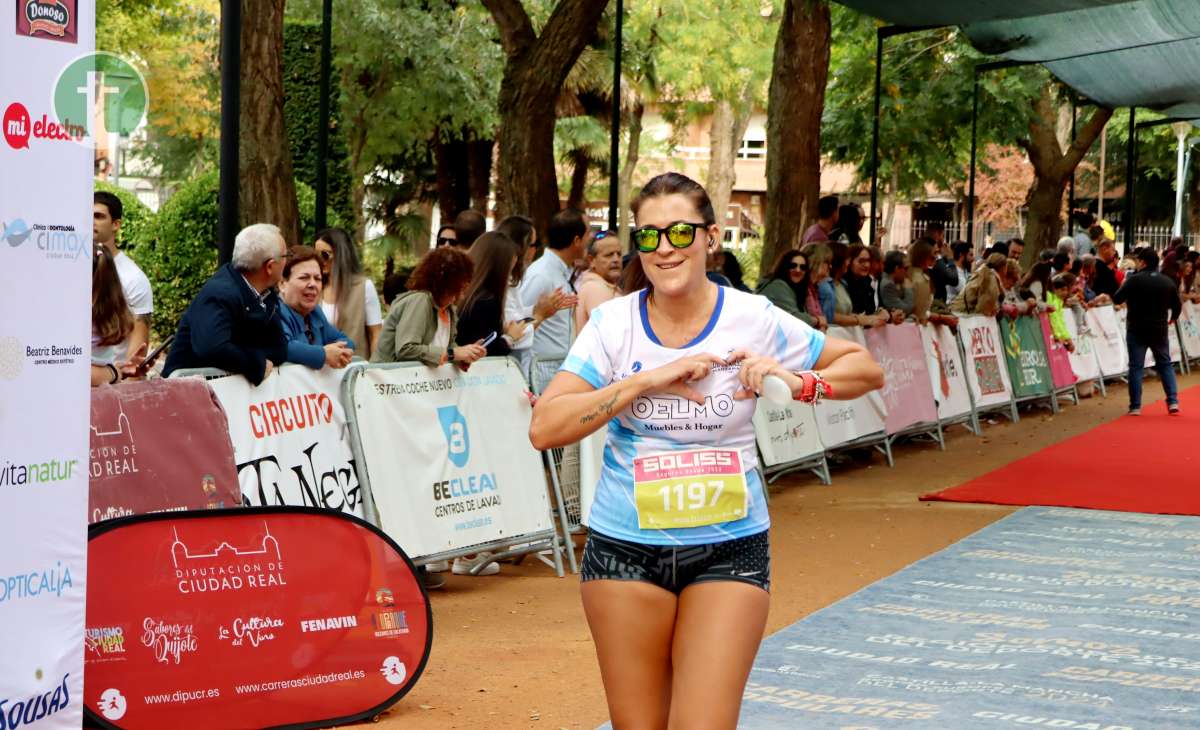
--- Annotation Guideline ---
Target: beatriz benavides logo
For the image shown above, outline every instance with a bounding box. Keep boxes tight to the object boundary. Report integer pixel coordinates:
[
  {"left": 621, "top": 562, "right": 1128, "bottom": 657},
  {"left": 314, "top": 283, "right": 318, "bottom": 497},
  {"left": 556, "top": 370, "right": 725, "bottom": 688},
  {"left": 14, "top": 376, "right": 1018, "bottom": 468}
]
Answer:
[
  {"left": 16, "top": 0, "right": 77, "bottom": 44},
  {"left": 437, "top": 405, "right": 470, "bottom": 468}
]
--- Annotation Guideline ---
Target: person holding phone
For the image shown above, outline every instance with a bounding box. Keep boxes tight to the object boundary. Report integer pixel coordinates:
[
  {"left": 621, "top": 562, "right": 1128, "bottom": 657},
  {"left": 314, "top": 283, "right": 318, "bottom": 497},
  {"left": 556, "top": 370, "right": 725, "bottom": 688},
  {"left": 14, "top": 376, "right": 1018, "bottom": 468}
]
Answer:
[
  {"left": 456, "top": 232, "right": 529, "bottom": 357},
  {"left": 278, "top": 246, "right": 355, "bottom": 370}
]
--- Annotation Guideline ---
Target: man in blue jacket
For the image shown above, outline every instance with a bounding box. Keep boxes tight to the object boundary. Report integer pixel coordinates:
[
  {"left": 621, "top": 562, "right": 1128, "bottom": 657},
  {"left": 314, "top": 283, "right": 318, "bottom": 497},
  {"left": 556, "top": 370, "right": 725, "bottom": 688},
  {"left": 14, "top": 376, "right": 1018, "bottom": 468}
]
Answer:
[
  {"left": 163, "top": 224, "right": 291, "bottom": 384},
  {"left": 278, "top": 246, "right": 354, "bottom": 369}
]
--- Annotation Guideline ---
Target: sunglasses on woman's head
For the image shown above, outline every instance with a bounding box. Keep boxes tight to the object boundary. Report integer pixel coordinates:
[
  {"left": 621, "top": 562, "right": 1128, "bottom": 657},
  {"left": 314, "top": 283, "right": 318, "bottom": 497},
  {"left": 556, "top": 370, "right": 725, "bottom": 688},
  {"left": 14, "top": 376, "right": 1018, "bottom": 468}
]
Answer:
[{"left": 631, "top": 221, "right": 708, "bottom": 254}]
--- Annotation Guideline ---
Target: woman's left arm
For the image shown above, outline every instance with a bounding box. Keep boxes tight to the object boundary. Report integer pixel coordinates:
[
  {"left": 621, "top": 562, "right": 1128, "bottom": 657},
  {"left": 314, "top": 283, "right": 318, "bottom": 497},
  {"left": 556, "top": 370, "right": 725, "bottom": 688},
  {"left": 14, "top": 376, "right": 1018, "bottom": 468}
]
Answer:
[{"left": 810, "top": 335, "right": 885, "bottom": 400}]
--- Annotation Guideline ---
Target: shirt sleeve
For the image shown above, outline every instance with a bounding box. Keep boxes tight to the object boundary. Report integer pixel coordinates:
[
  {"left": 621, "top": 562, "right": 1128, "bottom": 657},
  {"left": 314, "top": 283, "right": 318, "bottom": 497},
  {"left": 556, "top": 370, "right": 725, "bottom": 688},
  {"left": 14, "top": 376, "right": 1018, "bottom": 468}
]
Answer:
[
  {"left": 560, "top": 310, "right": 613, "bottom": 390},
  {"left": 764, "top": 300, "right": 826, "bottom": 373},
  {"left": 362, "top": 278, "right": 383, "bottom": 326},
  {"left": 519, "top": 267, "right": 556, "bottom": 310},
  {"left": 125, "top": 270, "right": 153, "bottom": 316}
]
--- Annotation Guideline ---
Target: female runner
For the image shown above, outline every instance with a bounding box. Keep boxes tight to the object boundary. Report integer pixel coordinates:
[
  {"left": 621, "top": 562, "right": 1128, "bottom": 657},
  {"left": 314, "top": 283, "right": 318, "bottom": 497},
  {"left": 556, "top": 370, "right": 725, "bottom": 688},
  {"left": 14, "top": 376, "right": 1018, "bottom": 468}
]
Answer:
[{"left": 530, "top": 172, "right": 884, "bottom": 729}]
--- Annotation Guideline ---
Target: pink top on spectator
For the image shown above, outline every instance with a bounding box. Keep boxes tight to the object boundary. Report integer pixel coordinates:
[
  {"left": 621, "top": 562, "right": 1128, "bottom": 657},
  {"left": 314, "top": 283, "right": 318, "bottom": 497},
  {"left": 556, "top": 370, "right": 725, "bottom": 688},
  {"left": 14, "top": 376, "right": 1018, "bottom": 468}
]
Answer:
[{"left": 802, "top": 223, "right": 830, "bottom": 243}]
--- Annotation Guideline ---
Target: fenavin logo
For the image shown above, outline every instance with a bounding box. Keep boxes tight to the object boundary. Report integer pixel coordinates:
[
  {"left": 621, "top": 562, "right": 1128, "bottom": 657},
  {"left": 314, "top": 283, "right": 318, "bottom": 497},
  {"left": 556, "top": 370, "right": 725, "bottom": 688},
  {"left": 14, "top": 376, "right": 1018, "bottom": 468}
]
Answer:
[{"left": 437, "top": 405, "right": 470, "bottom": 468}]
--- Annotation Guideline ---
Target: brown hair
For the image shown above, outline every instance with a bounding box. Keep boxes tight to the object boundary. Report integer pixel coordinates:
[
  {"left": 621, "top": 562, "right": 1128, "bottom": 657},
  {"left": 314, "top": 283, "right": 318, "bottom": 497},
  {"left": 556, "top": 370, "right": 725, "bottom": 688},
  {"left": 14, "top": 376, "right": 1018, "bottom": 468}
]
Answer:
[
  {"left": 406, "top": 246, "right": 474, "bottom": 302},
  {"left": 623, "top": 173, "right": 717, "bottom": 292},
  {"left": 984, "top": 252, "right": 1007, "bottom": 272},
  {"left": 461, "top": 232, "right": 517, "bottom": 315},
  {"left": 283, "top": 245, "right": 320, "bottom": 279},
  {"left": 908, "top": 240, "right": 935, "bottom": 270},
  {"left": 92, "top": 245, "right": 133, "bottom": 346},
  {"left": 496, "top": 215, "right": 535, "bottom": 285}
]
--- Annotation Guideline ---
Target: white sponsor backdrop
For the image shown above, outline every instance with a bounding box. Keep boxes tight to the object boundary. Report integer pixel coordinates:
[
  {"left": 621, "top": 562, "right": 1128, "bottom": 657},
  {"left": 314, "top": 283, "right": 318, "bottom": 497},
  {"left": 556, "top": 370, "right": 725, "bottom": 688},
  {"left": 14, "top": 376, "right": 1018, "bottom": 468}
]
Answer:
[
  {"left": 1063, "top": 311, "right": 1102, "bottom": 383},
  {"left": 206, "top": 365, "right": 364, "bottom": 517},
  {"left": 919, "top": 323, "right": 973, "bottom": 422},
  {"left": 0, "top": 6, "right": 94, "bottom": 726},
  {"left": 351, "top": 358, "right": 553, "bottom": 558},
  {"left": 958, "top": 316, "right": 1016, "bottom": 410},
  {"left": 812, "top": 327, "right": 886, "bottom": 449},
  {"left": 1086, "top": 306, "right": 1128, "bottom": 376}
]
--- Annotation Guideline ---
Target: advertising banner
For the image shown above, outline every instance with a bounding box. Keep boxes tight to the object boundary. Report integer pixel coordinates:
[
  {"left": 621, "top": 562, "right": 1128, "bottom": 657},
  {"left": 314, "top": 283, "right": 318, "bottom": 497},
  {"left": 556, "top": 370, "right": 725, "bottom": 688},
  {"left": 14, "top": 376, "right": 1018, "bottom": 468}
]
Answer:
[
  {"left": 999, "top": 316, "right": 1053, "bottom": 399},
  {"left": 752, "top": 399, "right": 823, "bottom": 468},
  {"left": 205, "top": 365, "right": 363, "bottom": 517},
  {"left": 863, "top": 323, "right": 937, "bottom": 435},
  {"left": 1062, "top": 311, "right": 1102, "bottom": 383},
  {"left": 813, "top": 327, "right": 887, "bottom": 449},
  {"left": 957, "top": 316, "right": 1015, "bottom": 410},
  {"left": 83, "top": 508, "right": 430, "bottom": 729},
  {"left": 1116, "top": 306, "right": 1183, "bottom": 366},
  {"left": 1179, "top": 302, "right": 1200, "bottom": 361},
  {"left": 578, "top": 430, "right": 605, "bottom": 526},
  {"left": 0, "top": 4, "right": 95, "bottom": 725},
  {"left": 349, "top": 358, "right": 554, "bottom": 558},
  {"left": 918, "top": 324, "right": 972, "bottom": 422},
  {"left": 1036, "top": 314, "right": 1078, "bottom": 390},
  {"left": 1085, "top": 305, "right": 1127, "bottom": 376},
  {"left": 90, "top": 380, "right": 240, "bottom": 523}
]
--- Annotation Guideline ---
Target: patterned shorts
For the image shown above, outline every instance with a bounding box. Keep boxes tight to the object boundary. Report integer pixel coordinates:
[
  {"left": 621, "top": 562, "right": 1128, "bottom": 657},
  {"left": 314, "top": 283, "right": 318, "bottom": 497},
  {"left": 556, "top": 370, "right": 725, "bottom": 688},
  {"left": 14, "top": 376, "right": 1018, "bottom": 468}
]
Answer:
[{"left": 581, "top": 530, "right": 770, "bottom": 594}]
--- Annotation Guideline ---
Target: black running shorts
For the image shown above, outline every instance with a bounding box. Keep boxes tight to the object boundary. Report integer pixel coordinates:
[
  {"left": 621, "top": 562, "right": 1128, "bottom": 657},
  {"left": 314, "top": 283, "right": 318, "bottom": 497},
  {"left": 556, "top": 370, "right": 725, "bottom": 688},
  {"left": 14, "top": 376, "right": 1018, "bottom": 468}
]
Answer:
[{"left": 580, "top": 530, "right": 770, "bottom": 594}]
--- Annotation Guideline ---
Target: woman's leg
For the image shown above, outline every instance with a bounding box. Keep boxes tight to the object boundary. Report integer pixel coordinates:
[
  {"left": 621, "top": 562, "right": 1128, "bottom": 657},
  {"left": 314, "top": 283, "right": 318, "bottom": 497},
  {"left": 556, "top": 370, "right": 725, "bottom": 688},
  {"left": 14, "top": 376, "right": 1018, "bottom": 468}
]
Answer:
[
  {"left": 667, "top": 581, "right": 770, "bottom": 730},
  {"left": 582, "top": 580, "right": 678, "bottom": 730}
]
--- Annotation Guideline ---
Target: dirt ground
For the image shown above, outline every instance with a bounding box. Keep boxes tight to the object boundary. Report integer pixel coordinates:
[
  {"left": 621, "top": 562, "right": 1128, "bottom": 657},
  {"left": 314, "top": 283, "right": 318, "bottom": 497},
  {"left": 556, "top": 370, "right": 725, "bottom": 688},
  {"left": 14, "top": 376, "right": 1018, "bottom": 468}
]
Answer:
[{"left": 369, "top": 372, "right": 1198, "bottom": 730}]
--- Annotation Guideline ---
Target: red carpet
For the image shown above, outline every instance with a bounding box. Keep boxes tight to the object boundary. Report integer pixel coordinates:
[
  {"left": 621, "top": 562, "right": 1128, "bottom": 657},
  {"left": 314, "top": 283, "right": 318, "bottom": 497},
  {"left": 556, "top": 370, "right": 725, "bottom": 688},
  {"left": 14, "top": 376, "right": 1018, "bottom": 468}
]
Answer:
[{"left": 922, "top": 385, "right": 1200, "bottom": 514}]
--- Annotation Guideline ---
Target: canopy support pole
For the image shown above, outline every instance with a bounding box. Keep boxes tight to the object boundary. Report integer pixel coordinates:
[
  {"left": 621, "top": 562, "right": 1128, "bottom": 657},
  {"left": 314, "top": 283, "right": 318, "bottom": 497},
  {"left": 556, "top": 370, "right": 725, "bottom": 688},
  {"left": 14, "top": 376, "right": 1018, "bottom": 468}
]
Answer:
[
  {"left": 316, "top": 0, "right": 332, "bottom": 231},
  {"left": 607, "top": 0, "right": 624, "bottom": 233},
  {"left": 1068, "top": 96, "right": 1076, "bottom": 235},
  {"left": 1125, "top": 107, "right": 1136, "bottom": 251},
  {"left": 218, "top": 0, "right": 241, "bottom": 265}
]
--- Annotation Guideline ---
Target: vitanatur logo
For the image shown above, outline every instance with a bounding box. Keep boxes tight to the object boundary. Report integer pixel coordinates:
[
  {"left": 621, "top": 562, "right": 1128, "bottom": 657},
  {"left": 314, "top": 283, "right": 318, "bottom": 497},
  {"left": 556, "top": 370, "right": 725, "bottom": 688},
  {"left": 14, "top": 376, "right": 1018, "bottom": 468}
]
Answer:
[{"left": 1, "top": 219, "right": 33, "bottom": 247}]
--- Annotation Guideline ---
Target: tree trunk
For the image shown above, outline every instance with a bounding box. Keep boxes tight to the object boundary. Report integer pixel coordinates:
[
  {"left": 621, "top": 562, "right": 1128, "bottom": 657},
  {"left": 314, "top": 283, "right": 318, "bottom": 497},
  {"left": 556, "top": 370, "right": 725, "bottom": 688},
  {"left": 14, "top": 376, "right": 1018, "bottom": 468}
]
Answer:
[
  {"left": 706, "top": 98, "right": 753, "bottom": 241},
  {"left": 238, "top": 0, "right": 301, "bottom": 245},
  {"left": 468, "top": 137, "right": 494, "bottom": 213},
  {"left": 567, "top": 149, "right": 590, "bottom": 210},
  {"left": 617, "top": 102, "right": 644, "bottom": 251},
  {"left": 763, "top": 0, "right": 830, "bottom": 279},
  {"left": 434, "top": 137, "right": 471, "bottom": 222},
  {"left": 483, "top": 0, "right": 611, "bottom": 238}
]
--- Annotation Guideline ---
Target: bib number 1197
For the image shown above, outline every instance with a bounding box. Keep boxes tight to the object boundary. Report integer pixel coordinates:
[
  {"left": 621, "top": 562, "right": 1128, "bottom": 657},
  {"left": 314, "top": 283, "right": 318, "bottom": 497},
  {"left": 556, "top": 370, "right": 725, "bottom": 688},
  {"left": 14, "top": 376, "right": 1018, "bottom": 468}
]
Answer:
[{"left": 633, "top": 449, "right": 748, "bottom": 530}]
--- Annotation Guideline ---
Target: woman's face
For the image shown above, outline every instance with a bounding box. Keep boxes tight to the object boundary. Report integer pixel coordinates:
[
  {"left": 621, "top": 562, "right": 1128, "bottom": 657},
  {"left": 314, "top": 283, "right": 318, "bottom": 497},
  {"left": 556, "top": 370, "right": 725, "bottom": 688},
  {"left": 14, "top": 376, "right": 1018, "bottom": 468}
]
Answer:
[
  {"left": 811, "top": 259, "right": 830, "bottom": 283},
  {"left": 282, "top": 259, "right": 323, "bottom": 315},
  {"left": 635, "top": 194, "right": 716, "bottom": 298},
  {"left": 787, "top": 254, "right": 808, "bottom": 284},
  {"left": 1182, "top": 260, "right": 1194, "bottom": 277},
  {"left": 314, "top": 239, "right": 334, "bottom": 276},
  {"left": 851, "top": 250, "right": 871, "bottom": 277}
]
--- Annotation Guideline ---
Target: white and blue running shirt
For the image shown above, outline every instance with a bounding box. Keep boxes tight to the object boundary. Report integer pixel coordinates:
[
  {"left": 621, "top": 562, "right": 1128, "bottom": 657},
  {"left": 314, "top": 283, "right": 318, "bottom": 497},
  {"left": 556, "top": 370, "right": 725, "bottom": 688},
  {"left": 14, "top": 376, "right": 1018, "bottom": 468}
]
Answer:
[{"left": 561, "top": 286, "right": 825, "bottom": 546}]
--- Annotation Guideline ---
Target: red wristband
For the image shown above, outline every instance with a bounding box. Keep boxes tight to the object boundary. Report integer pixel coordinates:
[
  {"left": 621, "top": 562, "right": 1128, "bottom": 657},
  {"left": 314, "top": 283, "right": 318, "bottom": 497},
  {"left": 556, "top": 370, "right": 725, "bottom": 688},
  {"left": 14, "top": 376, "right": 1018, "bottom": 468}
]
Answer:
[{"left": 792, "top": 371, "right": 833, "bottom": 404}]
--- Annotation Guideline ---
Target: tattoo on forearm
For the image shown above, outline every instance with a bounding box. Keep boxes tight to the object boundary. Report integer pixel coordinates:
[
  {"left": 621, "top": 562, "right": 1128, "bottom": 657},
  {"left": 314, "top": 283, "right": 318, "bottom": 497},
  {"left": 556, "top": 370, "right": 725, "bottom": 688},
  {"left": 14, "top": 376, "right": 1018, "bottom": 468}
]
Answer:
[{"left": 580, "top": 390, "right": 620, "bottom": 425}]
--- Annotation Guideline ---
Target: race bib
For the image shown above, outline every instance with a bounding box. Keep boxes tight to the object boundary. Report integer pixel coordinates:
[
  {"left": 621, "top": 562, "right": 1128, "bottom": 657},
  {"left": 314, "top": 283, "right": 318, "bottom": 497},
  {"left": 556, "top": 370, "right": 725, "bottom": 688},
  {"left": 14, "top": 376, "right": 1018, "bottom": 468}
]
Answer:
[{"left": 633, "top": 448, "right": 748, "bottom": 530}]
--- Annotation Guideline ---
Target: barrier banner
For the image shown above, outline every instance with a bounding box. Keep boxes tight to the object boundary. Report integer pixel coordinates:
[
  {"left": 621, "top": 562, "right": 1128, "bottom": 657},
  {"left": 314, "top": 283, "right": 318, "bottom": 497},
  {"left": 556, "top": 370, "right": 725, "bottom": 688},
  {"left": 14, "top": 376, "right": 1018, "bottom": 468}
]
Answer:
[
  {"left": 1116, "top": 307, "right": 1183, "bottom": 366},
  {"left": 957, "top": 316, "right": 1015, "bottom": 409},
  {"left": 864, "top": 323, "right": 937, "bottom": 435},
  {"left": 0, "top": 5, "right": 96, "bottom": 724},
  {"left": 918, "top": 324, "right": 972, "bottom": 422},
  {"left": 752, "top": 399, "right": 823, "bottom": 468},
  {"left": 1085, "top": 305, "right": 1127, "bottom": 376},
  {"left": 90, "top": 380, "right": 241, "bottom": 523},
  {"left": 578, "top": 430, "right": 604, "bottom": 526},
  {"left": 1062, "top": 310, "right": 1102, "bottom": 383},
  {"left": 350, "top": 358, "right": 554, "bottom": 558},
  {"left": 206, "top": 365, "right": 363, "bottom": 516},
  {"left": 83, "top": 508, "right": 430, "bottom": 729},
  {"left": 813, "top": 327, "right": 887, "bottom": 449},
  {"left": 1036, "top": 313, "right": 1077, "bottom": 390},
  {"left": 1180, "top": 302, "right": 1200, "bottom": 360},
  {"left": 999, "top": 316, "right": 1053, "bottom": 399}
]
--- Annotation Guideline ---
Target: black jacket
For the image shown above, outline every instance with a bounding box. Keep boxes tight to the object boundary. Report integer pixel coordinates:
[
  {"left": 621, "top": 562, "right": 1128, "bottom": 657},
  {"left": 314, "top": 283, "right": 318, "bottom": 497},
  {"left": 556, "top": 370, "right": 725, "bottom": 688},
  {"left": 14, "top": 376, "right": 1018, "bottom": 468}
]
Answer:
[
  {"left": 1092, "top": 259, "right": 1120, "bottom": 297},
  {"left": 1112, "top": 269, "right": 1182, "bottom": 339},
  {"left": 456, "top": 292, "right": 511, "bottom": 357},
  {"left": 162, "top": 263, "right": 289, "bottom": 384}
]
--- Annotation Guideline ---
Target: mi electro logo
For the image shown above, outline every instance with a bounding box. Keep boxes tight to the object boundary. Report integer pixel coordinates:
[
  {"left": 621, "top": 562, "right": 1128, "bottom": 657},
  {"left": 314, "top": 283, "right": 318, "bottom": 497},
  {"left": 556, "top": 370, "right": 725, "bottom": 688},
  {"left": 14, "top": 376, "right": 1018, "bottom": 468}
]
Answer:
[
  {"left": 2, "top": 102, "right": 85, "bottom": 149},
  {"left": 0, "top": 456, "right": 79, "bottom": 488}
]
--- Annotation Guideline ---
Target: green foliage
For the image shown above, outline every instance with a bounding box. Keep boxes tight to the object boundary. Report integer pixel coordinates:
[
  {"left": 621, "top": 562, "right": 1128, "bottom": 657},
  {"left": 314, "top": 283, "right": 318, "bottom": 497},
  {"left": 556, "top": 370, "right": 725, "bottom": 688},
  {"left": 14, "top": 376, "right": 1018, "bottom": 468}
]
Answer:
[
  {"left": 733, "top": 235, "right": 764, "bottom": 290},
  {"left": 94, "top": 180, "right": 154, "bottom": 252},
  {"left": 282, "top": 20, "right": 355, "bottom": 229}
]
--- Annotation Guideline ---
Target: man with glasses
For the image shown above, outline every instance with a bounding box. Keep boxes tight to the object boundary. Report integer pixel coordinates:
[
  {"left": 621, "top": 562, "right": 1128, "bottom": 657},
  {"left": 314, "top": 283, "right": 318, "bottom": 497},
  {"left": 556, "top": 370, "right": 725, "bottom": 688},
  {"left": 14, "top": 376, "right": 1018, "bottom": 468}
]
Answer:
[{"left": 163, "top": 224, "right": 291, "bottom": 385}]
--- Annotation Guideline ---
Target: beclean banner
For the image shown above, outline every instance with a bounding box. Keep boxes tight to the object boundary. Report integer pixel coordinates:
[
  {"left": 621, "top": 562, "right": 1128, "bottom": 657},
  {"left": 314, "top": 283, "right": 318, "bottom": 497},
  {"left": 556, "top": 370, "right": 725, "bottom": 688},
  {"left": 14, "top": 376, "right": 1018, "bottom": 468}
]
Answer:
[
  {"left": 204, "top": 365, "right": 364, "bottom": 517},
  {"left": 349, "top": 358, "right": 554, "bottom": 558},
  {"left": 0, "top": 4, "right": 95, "bottom": 727}
]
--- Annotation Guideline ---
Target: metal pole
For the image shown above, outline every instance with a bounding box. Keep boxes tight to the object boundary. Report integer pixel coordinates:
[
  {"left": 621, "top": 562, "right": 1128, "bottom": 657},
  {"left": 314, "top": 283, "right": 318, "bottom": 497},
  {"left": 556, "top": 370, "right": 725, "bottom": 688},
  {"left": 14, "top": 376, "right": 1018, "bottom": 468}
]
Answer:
[
  {"left": 967, "top": 71, "right": 979, "bottom": 250},
  {"left": 1124, "top": 107, "right": 1136, "bottom": 251},
  {"left": 1068, "top": 96, "right": 1076, "bottom": 235},
  {"left": 1098, "top": 126, "right": 1107, "bottom": 220},
  {"left": 1172, "top": 122, "right": 1190, "bottom": 237},
  {"left": 607, "top": 0, "right": 623, "bottom": 233},
  {"left": 218, "top": 0, "right": 241, "bottom": 265},
  {"left": 869, "top": 28, "right": 883, "bottom": 247},
  {"left": 316, "top": 0, "right": 332, "bottom": 232}
]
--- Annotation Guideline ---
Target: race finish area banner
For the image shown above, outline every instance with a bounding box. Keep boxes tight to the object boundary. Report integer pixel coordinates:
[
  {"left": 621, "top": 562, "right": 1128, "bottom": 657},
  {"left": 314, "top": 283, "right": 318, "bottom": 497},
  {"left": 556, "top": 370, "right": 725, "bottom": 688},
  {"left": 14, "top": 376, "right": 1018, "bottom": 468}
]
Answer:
[
  {"left": 348, "top": 358, "right": 554, "bottom": 558},
  {"left": 205, "top": 365, "right": 364, "bottom": 517},
  {"left": 918, "top": 324, "right": 972, "bottom": 422},
  {"left": 1063, "top": 311, "right": 1102, "bottom": 383},
  {"left": 0, "top": 3, "right": 95, "bottom": 726},
  {"left": 1085, "top": 306, "right": 1128, "bottom": 377},
  {"left": 90, "top": 380, "right": 240, "bottom": 522},
  {"left": 813, "top": 327, "right": 887, "bottom": 449},
  {"left": 1037, "top": 314, "right": 1077, "bottom": 391},
  {"left": 958, "top": 316, "right": 1016, "bottom": 410},
  {"left": 863, "top": 323, "right": 937, "bottom": 435},
  {"left": 999, "top": 316, "right": 1053, "bottom": 400},
  {"left": 83, "top": 508, "right": 430, "bottom": 729}
]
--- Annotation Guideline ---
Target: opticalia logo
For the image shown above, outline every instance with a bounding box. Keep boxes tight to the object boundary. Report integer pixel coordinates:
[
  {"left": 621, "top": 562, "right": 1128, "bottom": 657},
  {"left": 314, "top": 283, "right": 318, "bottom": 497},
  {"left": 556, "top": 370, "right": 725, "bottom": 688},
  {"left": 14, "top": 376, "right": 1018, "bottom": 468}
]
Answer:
[
  {"left": 170, "top": 523, "right": 287, "bottom": 595},
  {"left": 437, "top": 405, "right": 470, "bottom": 467},
  {"left": 16, "top": 0, "right": 77, "bottom": 44},
  {"left": 300, "top": 615, "right": 357, "bottom": 633},
  {"left": 0, "top": 218, "right": 89, "bottom": 261},
  {"left": 85, "top": 626, "right": 127, "bottom": 658},
  {"left": 3, "top": 102, "right": 86, "bottom": 150},
  {"left": 0, "top": 673, "right": 72, "bottom": 729},
  {"left": 0, "top": 455, "right": 80, "bottom": 488},
  {"left": 0, "top": 561, "right": 73, "bottom": 604}
]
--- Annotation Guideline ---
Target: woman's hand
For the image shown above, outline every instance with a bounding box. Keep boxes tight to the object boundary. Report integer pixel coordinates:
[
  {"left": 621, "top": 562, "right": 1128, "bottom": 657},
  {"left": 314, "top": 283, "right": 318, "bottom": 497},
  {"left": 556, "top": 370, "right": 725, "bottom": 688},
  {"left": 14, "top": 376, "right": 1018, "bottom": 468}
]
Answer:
[
  {"left": 454, "top": 343, "right": 486, "bottom": 364},
  {"left": 504, "top": 319, "right": 529, "bottom": 341},
  {"left": 726, "top": 350, "right": 792, "bottom": 401},
  {"left": 815, "top": 314, "right": 828, "bottom": 330},
  {"left": 634, "top": 353, "right": 726, "bottom": 404},
  {"left": 534, "top": 288, "right": 578, "bottom": 321}
]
